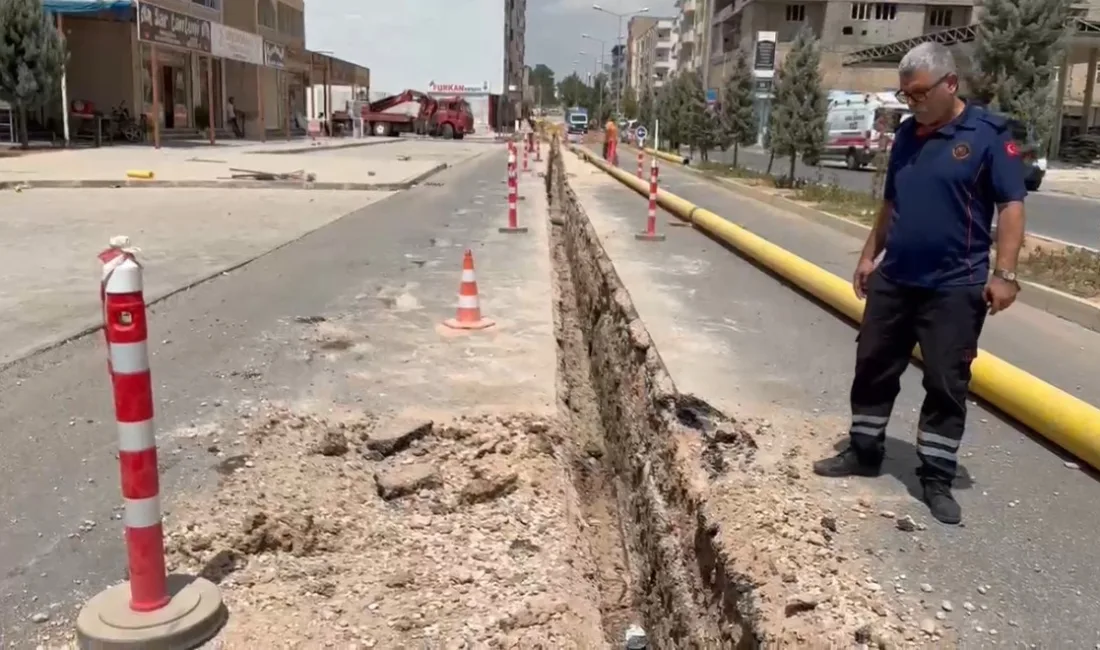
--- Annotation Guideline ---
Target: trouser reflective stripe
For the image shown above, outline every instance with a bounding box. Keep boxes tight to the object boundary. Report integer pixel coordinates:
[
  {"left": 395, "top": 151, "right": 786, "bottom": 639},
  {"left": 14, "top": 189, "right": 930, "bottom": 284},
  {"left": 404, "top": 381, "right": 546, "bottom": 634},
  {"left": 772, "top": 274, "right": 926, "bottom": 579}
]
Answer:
[{"left": 847, "top": 272, "right": 986, "bottom": 481}]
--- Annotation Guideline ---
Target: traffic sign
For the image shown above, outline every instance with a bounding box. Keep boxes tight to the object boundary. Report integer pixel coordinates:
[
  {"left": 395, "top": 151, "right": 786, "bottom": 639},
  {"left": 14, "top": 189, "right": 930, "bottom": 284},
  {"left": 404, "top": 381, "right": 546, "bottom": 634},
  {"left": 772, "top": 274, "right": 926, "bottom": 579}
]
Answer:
[{"left": 635, "top": 126, "right": 648, "bottom": 143}]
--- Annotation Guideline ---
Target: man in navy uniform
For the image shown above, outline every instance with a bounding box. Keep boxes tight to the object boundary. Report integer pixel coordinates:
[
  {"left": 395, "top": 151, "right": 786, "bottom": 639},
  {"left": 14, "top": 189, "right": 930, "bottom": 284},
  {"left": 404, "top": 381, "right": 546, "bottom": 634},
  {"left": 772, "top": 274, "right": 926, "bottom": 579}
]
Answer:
[{"left": 812, "top": 42, "right": 1027, "bottom": 525}]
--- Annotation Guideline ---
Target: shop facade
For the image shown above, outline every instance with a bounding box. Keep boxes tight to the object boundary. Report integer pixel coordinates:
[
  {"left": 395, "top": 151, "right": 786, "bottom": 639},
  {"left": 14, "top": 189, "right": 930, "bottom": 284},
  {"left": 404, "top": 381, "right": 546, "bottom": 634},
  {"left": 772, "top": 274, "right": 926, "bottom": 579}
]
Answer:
[{"left": 136, "top": 2, "right": 219, "bottom": 133}]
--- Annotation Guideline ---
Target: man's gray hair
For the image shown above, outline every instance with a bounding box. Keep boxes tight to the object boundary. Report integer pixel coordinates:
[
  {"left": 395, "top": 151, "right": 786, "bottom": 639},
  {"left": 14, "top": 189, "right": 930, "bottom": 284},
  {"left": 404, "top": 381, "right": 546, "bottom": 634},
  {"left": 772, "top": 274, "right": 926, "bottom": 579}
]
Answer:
[{"left": 898, "top": 42, "right": 957, "bottom": 78}]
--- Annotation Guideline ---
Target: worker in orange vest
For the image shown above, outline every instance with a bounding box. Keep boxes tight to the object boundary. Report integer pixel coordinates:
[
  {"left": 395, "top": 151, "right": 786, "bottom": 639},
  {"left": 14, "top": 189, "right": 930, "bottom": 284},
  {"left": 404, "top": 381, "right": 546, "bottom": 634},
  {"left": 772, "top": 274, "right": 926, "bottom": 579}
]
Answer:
[{"left": 604, "top": 118, "right": 619, "bottom": 165}]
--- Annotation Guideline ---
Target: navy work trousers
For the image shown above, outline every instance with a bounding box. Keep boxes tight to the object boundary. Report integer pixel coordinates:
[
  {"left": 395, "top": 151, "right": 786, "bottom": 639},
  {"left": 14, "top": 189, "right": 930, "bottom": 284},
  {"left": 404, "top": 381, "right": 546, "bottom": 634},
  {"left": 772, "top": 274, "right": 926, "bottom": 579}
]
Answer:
[{"left": 848, "top": 271, "right": 988, "bottom": 482}]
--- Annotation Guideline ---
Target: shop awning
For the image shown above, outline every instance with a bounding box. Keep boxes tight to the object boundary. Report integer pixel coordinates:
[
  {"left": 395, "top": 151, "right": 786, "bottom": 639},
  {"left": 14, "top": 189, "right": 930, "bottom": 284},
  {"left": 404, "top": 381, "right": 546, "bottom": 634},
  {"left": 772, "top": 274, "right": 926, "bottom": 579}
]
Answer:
[{"left": 44, "top": 0, "right": 133, "bottom": 14}]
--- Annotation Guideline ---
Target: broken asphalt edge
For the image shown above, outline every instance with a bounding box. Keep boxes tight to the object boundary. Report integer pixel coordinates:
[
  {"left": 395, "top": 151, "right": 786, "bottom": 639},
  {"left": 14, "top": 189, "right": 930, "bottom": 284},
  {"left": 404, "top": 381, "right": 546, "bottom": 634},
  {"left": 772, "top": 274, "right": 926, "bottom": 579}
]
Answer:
[
  {"left": 546, "top": 137, "right": 762, "bottom": 646},
  {"left": 0, "top": 163, "right": 453, "bottom": 374},
  {"left": 627, "top": 144, "right": 1100, "bottom": 335},
  {"left": 0, "top": 163, "right": 448, "bottom": 192}
]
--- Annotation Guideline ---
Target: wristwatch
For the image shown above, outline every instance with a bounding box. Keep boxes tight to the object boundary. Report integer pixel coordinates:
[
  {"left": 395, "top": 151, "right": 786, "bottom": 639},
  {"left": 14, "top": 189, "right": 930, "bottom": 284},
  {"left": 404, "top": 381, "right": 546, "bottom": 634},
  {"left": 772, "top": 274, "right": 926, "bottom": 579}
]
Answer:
[{"left": 993, "top": 268, "right": 1019, "bottom": 285}]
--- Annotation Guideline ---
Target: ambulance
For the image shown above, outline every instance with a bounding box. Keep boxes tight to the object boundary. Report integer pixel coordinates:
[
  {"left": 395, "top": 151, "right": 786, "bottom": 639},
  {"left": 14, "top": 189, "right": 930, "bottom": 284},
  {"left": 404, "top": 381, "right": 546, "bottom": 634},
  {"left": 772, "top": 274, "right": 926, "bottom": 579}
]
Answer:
[{"left": 821, "top": 91, "right": 911, "bottom": 170}]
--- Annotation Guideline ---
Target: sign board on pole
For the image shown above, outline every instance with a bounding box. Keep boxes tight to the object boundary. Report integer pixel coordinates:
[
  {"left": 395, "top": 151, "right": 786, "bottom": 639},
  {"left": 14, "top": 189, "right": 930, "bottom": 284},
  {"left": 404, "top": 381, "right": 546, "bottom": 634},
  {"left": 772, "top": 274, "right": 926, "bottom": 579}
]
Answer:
[
  {"left": 705, "top": 88, "right": 718, "bottom": 106},
  {"left": 635, "top": 125, "right": 648, "bottom": 145}
]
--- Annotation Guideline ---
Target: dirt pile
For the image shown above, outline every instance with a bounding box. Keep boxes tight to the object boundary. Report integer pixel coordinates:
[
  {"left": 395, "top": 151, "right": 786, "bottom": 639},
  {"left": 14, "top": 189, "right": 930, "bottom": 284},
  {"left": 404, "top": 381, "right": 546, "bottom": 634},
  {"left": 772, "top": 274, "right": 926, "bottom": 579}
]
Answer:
[
  {"left": 545, "top": 137, "right": 945, "bottom": 648},
  {"left": 165, "top": 408, "right": 608, "bottom": 649}
]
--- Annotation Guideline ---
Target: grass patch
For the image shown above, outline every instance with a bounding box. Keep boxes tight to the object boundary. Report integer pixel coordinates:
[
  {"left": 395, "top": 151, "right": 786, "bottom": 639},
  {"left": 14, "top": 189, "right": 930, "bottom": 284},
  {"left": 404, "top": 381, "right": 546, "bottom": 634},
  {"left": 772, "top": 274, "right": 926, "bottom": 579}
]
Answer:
[
  {"left": 1017, "top": 243, "right": 1100, "bottom": 299},
  {"left": 696, "top": 161, "right": 774, "bottom": 184},
  {"left": 792, "top": 183, "right": 879, "bottom": 225}
]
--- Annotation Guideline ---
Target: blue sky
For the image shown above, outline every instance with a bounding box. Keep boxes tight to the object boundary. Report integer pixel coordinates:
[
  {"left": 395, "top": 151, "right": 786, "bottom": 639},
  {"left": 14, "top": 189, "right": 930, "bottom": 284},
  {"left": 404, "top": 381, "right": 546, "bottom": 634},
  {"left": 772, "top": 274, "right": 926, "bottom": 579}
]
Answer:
[
  {"left": 530, "top": 0, "right": 676, "bottom": 80},
  {"left": 305, "top": 0, "right": 676, "bottom": 91}
]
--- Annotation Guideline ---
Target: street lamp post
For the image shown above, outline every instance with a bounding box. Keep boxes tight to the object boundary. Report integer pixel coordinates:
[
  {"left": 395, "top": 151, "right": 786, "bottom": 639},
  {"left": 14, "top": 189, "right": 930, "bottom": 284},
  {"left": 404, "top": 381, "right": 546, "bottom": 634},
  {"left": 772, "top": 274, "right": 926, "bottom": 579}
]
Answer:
[
  {"left": 593, "top": 4, "right": 649, "bottom": 119},
  {"left": 581, "top": 34, "right": 608, "bottom": 123}
]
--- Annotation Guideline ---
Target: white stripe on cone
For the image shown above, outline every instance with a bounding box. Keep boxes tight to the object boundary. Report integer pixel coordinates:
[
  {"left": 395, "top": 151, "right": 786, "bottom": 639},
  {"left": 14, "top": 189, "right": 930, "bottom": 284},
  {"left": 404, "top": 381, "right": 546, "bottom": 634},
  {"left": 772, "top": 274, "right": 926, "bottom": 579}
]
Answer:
[
  {"left": 124, "top": 495, "right": 163, "bottom": 529},
  {"left": 458, "top": 294, "right": 480, "bottom": 309},
  {"left": 117, "top": 420, "right": 157, "bottom": 452},
  {"left": 109, "top": 342, "right": 150, "bottom": 375}
]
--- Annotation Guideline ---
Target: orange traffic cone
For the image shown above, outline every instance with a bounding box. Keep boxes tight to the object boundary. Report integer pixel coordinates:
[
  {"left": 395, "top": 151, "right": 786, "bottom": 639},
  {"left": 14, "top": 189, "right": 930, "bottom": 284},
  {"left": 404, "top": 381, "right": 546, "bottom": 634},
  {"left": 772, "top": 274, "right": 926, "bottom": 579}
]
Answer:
[{"left": 443, "top": 250, "right": 495, "bottom": 330}]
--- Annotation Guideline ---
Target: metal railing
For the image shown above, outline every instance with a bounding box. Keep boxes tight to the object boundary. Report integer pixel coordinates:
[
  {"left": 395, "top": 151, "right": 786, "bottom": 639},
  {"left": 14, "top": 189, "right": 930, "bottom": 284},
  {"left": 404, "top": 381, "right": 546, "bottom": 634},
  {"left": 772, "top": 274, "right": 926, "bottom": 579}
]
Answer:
[{"left": 843, "top": 17, "right": 1100, "bottom": 67}]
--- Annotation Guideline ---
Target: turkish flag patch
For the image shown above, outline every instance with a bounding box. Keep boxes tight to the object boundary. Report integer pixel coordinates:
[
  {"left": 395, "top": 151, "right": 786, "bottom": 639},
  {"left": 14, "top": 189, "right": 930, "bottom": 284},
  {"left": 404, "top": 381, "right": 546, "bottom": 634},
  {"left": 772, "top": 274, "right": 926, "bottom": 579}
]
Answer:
[{"left": 1005, "top": 141, "right": 1021, "bottom": 157}]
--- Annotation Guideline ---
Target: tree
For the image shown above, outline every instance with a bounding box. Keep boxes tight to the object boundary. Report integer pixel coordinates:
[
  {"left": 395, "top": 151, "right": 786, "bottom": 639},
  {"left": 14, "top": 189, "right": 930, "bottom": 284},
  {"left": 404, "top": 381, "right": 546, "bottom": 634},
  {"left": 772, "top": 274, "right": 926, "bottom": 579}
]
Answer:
[
  {"left": 680, "top": 70, "right": 720, "bottom": 161},
  {"left": 717, "top": 49, "right": 757, "bottom": 166},
  {"left": 768, "top": 26, "right": 827, "bottom": 181},
  {"left": 971, "top": 0, "right": 1073, "bottom": 149},
  {"left": 638, "top": 87, "right": 654, "bottom": 130},
  {"left": 621, "top": 85, "right": 639, "bottom": 120},
  {"left": 656, "top": 76, "right": 688, "bottom": 150},
  {"left": 529, "top": 63, "right": 556, "bottom": 109},
  {"left": 0, "top": 0, "right": 66, "bottom": 148},
  {"left": 558, "top": 73, "right": 590, "bottom": 109},
  {"left": 589, "top": 72, "right": 610, "bottom": 123}
]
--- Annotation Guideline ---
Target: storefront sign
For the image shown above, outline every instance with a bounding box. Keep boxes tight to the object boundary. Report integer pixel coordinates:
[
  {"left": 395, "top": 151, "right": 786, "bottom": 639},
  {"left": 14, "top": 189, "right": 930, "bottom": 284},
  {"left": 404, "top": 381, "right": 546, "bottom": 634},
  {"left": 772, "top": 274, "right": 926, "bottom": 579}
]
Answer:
[
  {"left": 211, "top": 23, "right": 263, "bottom": 65},
  {"left": 136, "top": 2, "right": 211, "bottom": 53},
  {"left": 753, "top": 31, "right": 777, "bottom": 71},
  {"left": 264, "top": 41, "right": 286, "bottom": 68},
  {"left": 428, "top": 81, "right": 490, "bottom": 94},
  {"left": 284, "top": 45, "right": 310, "bottom": 71}
]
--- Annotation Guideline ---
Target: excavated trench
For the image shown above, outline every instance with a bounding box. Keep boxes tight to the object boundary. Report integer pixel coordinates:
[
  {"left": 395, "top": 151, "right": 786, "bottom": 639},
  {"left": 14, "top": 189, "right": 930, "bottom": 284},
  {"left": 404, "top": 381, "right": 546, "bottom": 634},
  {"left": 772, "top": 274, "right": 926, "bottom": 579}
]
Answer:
[{"left": 545, "top": 136, "right": 763, "bottom": 649}]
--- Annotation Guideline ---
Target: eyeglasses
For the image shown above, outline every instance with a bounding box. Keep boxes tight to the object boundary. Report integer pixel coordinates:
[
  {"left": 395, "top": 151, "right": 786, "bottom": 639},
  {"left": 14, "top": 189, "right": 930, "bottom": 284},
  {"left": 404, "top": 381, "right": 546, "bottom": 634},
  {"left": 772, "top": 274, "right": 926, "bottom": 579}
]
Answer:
[{"left": 895, "top": 74, "right": 951, "bottom": 104}]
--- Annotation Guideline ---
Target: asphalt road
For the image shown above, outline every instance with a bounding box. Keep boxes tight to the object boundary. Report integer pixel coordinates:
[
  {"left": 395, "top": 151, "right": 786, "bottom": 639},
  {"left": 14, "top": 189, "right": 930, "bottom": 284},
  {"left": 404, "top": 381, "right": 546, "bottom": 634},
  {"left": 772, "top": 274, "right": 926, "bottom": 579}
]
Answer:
[
  {"left": 702, "top": 146, "right": 1100, "bottom": 250},
  {"left": 0, "top": 149, "right": 517, "bottom": 647},
  {"left": 593, "top": 150, "right": 1100, "bottom": 646}
]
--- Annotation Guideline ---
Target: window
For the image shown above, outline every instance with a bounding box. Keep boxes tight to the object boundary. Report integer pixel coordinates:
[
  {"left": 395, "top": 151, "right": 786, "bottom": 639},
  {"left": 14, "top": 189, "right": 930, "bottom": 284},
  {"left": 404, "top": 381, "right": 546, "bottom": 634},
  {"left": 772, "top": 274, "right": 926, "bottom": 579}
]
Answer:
[
  {"left": 277, "top": 3, "right": 304, "bottom": 38},
  {"left": 928, "top": 8, "right": 953, "bottom": 27},
  {"left": 257, "top": 0, "right": 276, "bottom": 29},
  {"left": 191, "top": 0, "right": 219, "bottom": 10},
  {"left": 785, "top": 4, "right": 805, "bottom": 21},
  {"left": 851, "top": 2, "right": 896, "bottom": 20}
]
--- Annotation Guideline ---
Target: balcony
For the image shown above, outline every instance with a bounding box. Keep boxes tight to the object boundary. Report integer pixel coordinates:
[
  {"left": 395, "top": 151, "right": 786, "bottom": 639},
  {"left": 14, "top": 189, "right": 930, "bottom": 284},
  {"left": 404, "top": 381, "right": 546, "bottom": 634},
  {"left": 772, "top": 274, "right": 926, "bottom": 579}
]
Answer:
[
  {"left": 680, "top": 29, "right": 695, "bottom": 44},
  {"left": 678, "top": 0, "right": 697, "bottom": 14},
  {"left": 714, "top": 3, "right": 737, "bottom": 25}
]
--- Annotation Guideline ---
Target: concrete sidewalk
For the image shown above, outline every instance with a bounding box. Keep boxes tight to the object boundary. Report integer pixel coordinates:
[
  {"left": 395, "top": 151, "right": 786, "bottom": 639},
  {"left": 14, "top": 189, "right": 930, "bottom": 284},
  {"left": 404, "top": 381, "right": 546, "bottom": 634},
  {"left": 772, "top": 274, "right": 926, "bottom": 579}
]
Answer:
[
  {"left": 564, "top": 149, "right": 1100, "bottom": 647},
  {"left": 0, "top": 140, "right": 495, "bottom": 367},
  {"left": 0, "top": 138, "right": 491, "bottom": 189}
]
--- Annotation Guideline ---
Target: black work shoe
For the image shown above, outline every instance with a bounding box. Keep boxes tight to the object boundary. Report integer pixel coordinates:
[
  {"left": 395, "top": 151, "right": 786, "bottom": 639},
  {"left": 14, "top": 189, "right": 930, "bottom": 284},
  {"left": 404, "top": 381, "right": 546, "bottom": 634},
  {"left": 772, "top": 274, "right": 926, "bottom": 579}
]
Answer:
[
  {"left": 922, "top": 481, "right": 962, "bottom": 525},
  {"left": 812, "top": 447, "right": 882, "bottom": 478}
]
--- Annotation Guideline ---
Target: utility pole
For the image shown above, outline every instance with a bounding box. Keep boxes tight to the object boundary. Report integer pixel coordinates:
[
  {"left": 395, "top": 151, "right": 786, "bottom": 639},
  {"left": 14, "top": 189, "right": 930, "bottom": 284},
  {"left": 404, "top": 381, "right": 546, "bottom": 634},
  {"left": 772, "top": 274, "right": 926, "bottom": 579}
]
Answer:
[{"left": 593, "top": 4, "right": 650, "bottom": 121}]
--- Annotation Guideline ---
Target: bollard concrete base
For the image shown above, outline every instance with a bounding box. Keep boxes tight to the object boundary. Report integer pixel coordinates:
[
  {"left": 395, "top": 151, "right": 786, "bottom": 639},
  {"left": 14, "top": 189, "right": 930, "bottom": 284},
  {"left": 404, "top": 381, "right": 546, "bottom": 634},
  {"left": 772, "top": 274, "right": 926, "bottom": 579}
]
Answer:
[
  {"left": 634, "top": 232, "right": 666, "bottom": 242},
  {"left": 499, "top": 226, "right": 529, "bottom": 234},
  {"left": 76, "top": 575, "right": 226, "bottom": 649}
]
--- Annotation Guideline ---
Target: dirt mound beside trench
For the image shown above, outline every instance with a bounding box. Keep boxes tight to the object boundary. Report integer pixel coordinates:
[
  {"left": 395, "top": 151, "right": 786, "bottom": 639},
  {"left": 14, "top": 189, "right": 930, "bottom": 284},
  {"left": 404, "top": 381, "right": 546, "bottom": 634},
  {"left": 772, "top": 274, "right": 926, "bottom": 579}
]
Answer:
[{"left": 165, "top": 409, "right": 608, "bottom": 649}]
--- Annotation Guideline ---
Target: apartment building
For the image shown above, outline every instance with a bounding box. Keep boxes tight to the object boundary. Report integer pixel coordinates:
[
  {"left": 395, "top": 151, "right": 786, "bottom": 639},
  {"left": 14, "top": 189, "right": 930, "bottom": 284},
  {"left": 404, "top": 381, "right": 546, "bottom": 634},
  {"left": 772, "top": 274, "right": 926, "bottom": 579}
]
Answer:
[
  {"left": 628, "top": 17, "right": 677, "bottom": 95},
  {"left": 673, "top": 0, "right": 711, "bottom": 79},
  {"left": 609, "top": 44, "right": 626, "bottom": 102},
  {"left": 627, "top": 16, "right": 658, "bottom": 91},
  {"left": 702, "top": 0, "right": 980, "bottom": 91}
]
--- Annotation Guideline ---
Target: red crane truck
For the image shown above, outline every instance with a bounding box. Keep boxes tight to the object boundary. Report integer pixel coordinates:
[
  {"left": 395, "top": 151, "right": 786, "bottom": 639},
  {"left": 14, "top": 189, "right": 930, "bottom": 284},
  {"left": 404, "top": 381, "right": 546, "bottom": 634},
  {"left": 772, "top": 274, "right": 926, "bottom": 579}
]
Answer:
[{"left": 361, "top": 89, "right": 474, "bottom": 139}]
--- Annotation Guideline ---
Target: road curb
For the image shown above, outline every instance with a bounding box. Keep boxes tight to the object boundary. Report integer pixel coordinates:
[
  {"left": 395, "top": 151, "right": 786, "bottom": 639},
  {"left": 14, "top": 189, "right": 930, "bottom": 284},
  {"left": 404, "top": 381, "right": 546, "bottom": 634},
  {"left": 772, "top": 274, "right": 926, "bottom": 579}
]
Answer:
[
  {"left": 648, "top": 151, "right": 1100, "bottom": 335},
  {"left": 571, "top": 141, "right": 1100, "bottom": 473},
  {"left": 249, "top": 138, "right": 400, "bottom": 155},
  {"left": 0, "top": 163, "right": 448, "bottom": 192}
]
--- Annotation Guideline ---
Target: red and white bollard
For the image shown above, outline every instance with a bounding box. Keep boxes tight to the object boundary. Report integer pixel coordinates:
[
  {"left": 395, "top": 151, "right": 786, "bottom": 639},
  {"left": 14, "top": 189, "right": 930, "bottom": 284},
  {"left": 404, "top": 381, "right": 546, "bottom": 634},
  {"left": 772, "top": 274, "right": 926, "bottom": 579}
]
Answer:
[
  {"left": 522, "top": 137, "right": 529, "bottom": 172},
  {"left": 500, "top": 143, "right": 527, "bottom": 234},
  {"left": 76, "top": 237, "right": 226, "bottom": 648},
  {"left": 535, "top": 136, "right": 542, "bottom": 162},
  {"left": 637, "top": 150, "right": 644, "bottom": 179},
  {"left": 635, "top": 158, "right": 666, "bottom": 242}
]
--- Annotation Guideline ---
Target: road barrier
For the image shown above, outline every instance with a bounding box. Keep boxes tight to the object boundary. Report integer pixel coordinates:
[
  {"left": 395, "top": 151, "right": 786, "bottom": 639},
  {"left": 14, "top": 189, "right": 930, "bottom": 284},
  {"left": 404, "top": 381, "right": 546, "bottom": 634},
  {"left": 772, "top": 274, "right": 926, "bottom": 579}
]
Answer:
[
  {"left": 444, "top": 250, "right": 495, "bottom": 330},
  {"left": 637, "top": 150, "right": 644, "bottom": 179},
  {"left": 77, "top": 237, "right": 226, "bottom": 648},
  {"left": 501, "top": 142, "right": 527, "bottom": 234},
  {"left": 635, "top": 157, "right": 665, "bottom": 243},
  {"left": 571, "top": 144, "right": 1100, "bottom": 473}
]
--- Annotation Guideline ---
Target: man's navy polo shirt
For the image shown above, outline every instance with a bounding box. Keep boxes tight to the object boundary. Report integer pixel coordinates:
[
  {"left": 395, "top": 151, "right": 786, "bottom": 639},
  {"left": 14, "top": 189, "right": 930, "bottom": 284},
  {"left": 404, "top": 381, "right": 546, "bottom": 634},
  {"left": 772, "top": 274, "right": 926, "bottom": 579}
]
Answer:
[{"left": 879, "top": 103, "right": 1027, "bottom": 288}]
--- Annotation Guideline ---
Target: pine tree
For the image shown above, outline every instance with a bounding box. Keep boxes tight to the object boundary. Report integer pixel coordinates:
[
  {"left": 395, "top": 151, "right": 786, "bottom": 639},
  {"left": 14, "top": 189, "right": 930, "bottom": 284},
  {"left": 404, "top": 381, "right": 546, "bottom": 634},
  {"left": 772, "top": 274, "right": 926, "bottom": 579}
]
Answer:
[
  {"left": 656, "top": 78, "right": 684, "bottom": 150},
  {"left": 680, "top": 70, "right": 719, "bottom": 161},
  {"left": 638, "top": 87, "right": 654, "bottom": 132},
  {"left": 0, "top": 0, "right": 65, "bottom": 148},
  {"left": 971, "top": 0, "right": 1072, "bottom": 148},
  {"left": 718, "top": 49, "right": 757, "bottom": 167},
  {"left": 768, "top": 26, "right": 827, "bottom": 182},
  {"left": 621, "top": 85, "right": 639, "bottom": 120}
]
